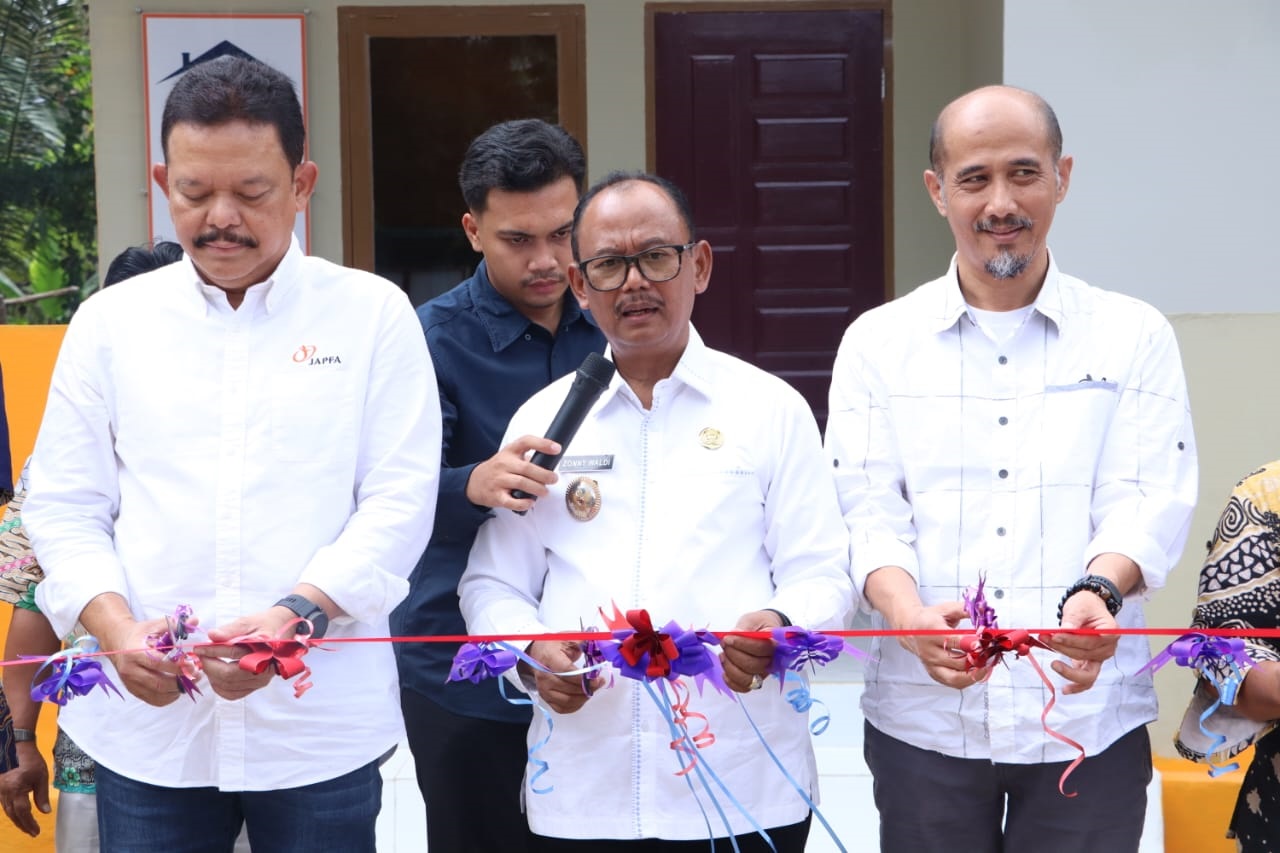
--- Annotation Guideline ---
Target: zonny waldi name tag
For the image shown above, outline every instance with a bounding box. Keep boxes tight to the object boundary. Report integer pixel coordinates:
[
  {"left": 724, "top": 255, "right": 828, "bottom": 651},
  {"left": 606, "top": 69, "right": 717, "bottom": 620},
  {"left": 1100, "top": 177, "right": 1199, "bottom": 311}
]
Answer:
[{"left": 558, "top": 454, "right": 614, "bottom": 473}]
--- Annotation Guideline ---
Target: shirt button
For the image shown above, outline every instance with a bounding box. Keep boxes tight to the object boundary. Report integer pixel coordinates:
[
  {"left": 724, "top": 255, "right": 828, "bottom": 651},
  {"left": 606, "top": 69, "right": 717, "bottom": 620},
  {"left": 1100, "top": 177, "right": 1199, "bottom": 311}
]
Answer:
[
  {"left": 997, "top": 527, "right": 1006, "bottom": 536},
  {"left": 998, "top": 416, "right": 1009, "bottom": 426},
  {"left": 524, "top": 333, "right": 532, "bottom": 341},
  {"left": 1177, "top": 441, "right": 1185, "bottom": 450},
  {"left": 998, "top": 469, "right": 1009, "bottom": 479},
  {"left": 994, "top": 588, "right": 1004, "bottom": 599},
  {"left": 997, "top": 355, "right": 1008, "bottom": 365}
]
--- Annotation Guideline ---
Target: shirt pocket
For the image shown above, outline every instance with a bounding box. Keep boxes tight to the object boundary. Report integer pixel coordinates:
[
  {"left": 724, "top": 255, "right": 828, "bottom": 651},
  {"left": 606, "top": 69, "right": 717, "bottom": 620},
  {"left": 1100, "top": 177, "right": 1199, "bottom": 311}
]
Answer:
[
  {"left": 1039, "top": 381, "right": 1119, "bottom": 484},
  {"left": 269, "top": 369, "right": 356, "bottom": 464},
  {"left": 670, "top": 451, "right": 762, "bottom": 520}
]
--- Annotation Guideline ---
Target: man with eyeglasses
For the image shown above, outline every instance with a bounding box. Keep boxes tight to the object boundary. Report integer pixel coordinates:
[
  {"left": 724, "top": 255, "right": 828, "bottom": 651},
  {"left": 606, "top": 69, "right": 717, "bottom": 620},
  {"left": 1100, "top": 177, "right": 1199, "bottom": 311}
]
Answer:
[{"left": 459, "top": 171, "right": 854, "bottom": 851}]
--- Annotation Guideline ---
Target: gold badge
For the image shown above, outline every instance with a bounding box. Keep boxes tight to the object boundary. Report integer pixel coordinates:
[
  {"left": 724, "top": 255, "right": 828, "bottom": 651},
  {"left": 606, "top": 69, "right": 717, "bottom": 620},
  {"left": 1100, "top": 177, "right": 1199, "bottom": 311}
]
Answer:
[
  {"left": 698, "top": 427, "right": 724, "bottom": 450},
  {"left": 565, "top": 477, "right": 602, "bottom": 522}
]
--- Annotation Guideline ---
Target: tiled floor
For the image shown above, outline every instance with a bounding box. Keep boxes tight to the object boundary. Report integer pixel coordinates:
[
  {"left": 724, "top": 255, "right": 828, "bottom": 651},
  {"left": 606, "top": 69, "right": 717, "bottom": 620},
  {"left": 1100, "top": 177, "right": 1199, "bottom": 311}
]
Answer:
[{"left": 377, "top": 659, "right": 1164, "bottom": 852}]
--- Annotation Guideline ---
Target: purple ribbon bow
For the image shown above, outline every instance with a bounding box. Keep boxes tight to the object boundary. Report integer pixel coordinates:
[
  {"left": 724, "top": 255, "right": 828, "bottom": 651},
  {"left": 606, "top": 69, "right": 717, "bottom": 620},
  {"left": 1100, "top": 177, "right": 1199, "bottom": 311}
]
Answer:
[
  {"left": 1139, "top": 633, "right": 1250, "bottom": 679},
  {"left": 447, "top": 642, "right": 519, "bottom": 684},
  {"left": 769, "top": 627, "right": 846, "bottom": 677},
  {"left": 29, "top": 638, "right": 123, "bottom": 706}
]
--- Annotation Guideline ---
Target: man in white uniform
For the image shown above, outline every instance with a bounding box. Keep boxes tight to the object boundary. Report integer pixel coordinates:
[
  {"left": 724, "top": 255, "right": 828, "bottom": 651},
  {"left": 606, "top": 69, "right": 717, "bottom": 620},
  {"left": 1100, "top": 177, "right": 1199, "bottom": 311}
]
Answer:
[{"left": 460, "top": 171, "right": 854, "bottom": 851}]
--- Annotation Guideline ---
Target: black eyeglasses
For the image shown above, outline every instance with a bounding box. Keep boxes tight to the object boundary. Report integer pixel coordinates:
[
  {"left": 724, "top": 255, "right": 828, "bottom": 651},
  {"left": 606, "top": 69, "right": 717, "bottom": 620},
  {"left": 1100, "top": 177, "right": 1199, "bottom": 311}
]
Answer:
[{"left": 578, "top": 243, "right": 696, "bottom": 292}]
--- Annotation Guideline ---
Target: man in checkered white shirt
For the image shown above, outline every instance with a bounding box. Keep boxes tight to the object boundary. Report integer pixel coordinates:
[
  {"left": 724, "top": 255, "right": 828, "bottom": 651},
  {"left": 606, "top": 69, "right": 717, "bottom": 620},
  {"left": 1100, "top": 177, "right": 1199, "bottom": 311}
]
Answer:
[{"left": 825, "top": 85, "right": 1197, "bottom": 852}]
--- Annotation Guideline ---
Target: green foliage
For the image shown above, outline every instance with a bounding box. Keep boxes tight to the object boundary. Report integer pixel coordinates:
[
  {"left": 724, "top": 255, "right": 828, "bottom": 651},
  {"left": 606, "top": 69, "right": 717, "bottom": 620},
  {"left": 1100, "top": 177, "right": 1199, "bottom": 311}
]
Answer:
[{"left": 0, "top": 0, "right": 96, "bottom": 324}]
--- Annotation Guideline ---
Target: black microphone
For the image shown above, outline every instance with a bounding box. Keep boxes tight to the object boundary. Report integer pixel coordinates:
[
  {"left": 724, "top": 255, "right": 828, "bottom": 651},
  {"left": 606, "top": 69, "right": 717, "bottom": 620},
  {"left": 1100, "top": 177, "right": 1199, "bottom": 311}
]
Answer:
[{"left": 511, "top": 351, "right": 615, "bottom": 507}]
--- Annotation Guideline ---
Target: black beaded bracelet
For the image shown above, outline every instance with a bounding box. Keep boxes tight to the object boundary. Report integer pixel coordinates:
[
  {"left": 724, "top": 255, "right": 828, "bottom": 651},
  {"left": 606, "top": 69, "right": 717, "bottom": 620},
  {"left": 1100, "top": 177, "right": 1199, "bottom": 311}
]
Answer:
[{"left": 1057, "top": 574, "right": 1123, "bottom": 623}]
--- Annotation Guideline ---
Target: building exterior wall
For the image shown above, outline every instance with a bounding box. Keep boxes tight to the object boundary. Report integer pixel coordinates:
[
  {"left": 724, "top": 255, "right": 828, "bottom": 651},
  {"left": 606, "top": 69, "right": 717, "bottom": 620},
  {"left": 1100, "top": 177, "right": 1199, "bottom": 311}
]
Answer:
[
  {"left": 87, "top": 0, "right": 1003, "bottom": 297},
  {"left": 1006, "top": 0, "right": 1280, "bottom": 756}
]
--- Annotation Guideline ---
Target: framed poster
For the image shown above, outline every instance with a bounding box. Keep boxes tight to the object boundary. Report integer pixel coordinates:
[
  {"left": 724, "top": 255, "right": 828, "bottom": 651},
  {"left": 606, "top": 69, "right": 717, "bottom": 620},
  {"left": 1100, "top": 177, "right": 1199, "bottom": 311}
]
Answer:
[{"left": 142, "top": 13, "right": 309, "bottom": 251}]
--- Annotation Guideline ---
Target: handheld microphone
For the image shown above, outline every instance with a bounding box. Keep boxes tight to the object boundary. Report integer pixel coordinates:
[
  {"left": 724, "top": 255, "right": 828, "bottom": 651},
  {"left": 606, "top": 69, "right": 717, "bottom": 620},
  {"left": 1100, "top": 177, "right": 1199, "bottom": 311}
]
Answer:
[{"left": 511, "top": 351, "right": 615, "bottom": 507}]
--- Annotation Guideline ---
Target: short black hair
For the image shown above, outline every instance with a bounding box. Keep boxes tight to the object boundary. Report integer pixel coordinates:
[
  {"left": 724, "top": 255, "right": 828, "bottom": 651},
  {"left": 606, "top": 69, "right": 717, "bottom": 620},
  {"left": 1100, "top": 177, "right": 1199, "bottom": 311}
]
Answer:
[
  {"left": 928, "top": 86, "right": 1063, "bottom": 176},
  {"left": 570, "top": 171, "right": 696, "bottom": 261},
  {"left": 458, "top": 119, "right": 586, "bottom": 213},
  {"left": 103, "top": 241, "right": 185, "bottom": 287},
  {"left": 161, "top": 56, "right": 306, "bottom": 170}
]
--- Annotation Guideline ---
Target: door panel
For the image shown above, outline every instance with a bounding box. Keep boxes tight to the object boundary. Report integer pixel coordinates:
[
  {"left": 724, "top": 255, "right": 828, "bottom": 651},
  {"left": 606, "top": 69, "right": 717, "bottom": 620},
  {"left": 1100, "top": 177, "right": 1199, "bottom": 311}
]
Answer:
[
  {"left": 651, "top": 6, "right": 888, "bottom": 424},
  {"left": 338, "top": 5, "right": 586, "bottom": 303}
]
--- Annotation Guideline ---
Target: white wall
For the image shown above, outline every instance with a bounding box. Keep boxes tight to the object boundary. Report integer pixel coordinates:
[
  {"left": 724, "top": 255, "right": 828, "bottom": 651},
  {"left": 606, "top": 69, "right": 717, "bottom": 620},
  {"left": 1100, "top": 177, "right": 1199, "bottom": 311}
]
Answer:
[
  {"left": 1004, "top": 0, "right": 1280, "bottom": 314},
  {"left": 1006, "top": 0, "right": 1280, "bottom": 756}
]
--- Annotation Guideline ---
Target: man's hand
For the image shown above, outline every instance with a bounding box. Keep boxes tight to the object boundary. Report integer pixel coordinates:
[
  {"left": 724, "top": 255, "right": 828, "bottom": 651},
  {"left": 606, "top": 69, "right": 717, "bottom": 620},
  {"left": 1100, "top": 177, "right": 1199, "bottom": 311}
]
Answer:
[
  {"left": 465, "top": 435, "right": 562, "bottom": 511},
  {"left": 194, "top": 606, "right": 301, "bottom": 701},
  {"left": 893, "top": 601, "right": 975, "bottom": 690},
  {"left": 1047, "top": 591, "right": 1119, "bottom": 695},
  {"left": 0, "top": 741, "right": 51, "bottom": 837},
  {"left": 720, "top": 610, "right": 784, "bottom": 693},
  {"left": 100, "top": 616, "right": 192, "bottom": 707},
  {"left": 864, "top": 565, "right": 976, "bottom": 690},
  {"left": 521, "top": 640, "right": 602, "bottom": 714}
]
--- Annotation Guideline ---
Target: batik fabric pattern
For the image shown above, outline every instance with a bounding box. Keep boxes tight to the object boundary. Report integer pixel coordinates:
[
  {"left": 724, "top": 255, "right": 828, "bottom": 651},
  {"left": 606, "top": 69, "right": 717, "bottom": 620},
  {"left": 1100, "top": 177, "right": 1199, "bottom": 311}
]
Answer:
[{"left": 1177, "top": 460, "right": 1280, "bottom": 850}]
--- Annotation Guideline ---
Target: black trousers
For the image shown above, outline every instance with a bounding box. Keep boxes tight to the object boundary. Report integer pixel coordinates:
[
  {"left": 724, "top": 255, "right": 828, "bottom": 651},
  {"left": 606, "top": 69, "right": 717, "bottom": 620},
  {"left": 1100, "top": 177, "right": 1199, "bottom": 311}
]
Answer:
[
  {"left": 529, "top": 815, "right": 811, "bottom": 852},
  {"left": 864, "top": 721, "right": 1151, "bottom": 853},
  {"left": 400, "top": 688, "right": 536, "bottom": 853}
]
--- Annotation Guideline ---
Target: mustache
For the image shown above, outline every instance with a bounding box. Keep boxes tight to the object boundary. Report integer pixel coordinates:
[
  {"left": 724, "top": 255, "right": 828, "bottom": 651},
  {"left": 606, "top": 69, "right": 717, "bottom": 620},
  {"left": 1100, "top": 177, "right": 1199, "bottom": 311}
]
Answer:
[
  {"left": 616, "top": 296, "right": 662, "bottom": 316},
  {"left": 522, "top": 270, "right": 566, "bottom": 286},
  {"left": 975, "top": 215, "right": 1033, "bottom": 234},
  {"left": 194, "top": 229, "right": 258, "bottom": 249}
]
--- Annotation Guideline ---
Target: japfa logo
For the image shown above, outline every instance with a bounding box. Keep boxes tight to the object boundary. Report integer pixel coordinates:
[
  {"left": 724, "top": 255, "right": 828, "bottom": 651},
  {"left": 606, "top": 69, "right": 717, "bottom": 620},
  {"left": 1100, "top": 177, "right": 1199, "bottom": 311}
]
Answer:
[{"left": 292, "top": 345, "right": 342, "bottom": 366}]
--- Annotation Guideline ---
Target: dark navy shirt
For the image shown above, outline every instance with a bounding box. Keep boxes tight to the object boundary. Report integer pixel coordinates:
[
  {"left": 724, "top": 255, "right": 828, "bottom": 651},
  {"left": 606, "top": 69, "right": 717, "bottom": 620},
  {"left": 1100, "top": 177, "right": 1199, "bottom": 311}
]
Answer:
[{"left": 393, "top": 260, "right": 605, "bottom": 720}]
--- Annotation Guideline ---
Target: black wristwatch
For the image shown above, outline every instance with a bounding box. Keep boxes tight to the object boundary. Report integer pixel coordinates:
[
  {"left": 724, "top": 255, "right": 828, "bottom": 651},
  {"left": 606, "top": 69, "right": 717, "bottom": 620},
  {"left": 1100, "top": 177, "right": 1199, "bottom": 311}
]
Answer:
[
  {"left": 274, "top": 593, "right": 330, "bottom": 639},
  {"left": 1057, "top": 574, "right": 1123, "bottom": 623}
]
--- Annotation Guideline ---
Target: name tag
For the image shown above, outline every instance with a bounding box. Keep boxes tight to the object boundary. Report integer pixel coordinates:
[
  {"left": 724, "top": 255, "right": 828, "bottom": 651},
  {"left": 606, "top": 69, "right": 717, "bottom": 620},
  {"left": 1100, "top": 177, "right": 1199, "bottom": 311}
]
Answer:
[{"left": 558, "top": 454, "right": 614, "bottom": 472}]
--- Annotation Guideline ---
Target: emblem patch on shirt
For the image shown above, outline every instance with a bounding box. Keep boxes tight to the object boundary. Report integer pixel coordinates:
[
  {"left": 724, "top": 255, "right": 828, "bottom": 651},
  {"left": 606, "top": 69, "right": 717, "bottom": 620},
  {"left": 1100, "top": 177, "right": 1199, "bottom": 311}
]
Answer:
[
  {"left": 559, "top": 455, "right": 614, "bottom": 473},
  {"left": 291, "top": 344, "right": 342, "bottom": 366},
  {"left": 698, "top": 427, "right": 724, "bottom": 450},
  {"left": 565, "top": 477, "right": 601, "bottom": 522}
]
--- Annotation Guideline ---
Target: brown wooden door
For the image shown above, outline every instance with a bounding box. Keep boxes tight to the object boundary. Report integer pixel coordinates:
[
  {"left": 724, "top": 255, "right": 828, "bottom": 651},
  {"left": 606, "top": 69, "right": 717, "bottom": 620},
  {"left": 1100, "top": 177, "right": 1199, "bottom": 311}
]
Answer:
[
  {"left": 650, "top": 5, "right": 889, "bottom": 424},
  {"left": 337, "top": 5, "right": 586, "bottom": 303}
]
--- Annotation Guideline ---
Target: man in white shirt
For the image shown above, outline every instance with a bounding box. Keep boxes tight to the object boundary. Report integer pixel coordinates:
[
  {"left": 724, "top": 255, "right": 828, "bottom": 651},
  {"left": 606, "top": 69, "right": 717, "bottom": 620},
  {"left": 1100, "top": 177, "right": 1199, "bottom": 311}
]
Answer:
[
  {"left": 459, "top": 172, "right": 854, "bottom": 851},
  {"left": 825, "top": 85, "right": 1197, "bottom": 852},
  {"left": 23, "top": 56, "right": 441, "bottom": 852}
]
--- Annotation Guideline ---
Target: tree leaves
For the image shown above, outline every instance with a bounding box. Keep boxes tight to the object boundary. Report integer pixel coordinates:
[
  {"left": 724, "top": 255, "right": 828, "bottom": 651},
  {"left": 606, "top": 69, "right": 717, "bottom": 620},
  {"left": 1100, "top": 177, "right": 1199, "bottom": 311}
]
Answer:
[{"left": 0, "top": 0, "right": 95, "bottom": 324}]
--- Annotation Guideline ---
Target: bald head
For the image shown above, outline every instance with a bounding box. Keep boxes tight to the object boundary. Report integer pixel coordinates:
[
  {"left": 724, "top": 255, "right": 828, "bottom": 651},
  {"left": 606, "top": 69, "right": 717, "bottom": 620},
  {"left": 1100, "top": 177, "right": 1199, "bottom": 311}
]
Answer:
[{"left": 929, "top": 86, "right": 1062, "bottom": 178}]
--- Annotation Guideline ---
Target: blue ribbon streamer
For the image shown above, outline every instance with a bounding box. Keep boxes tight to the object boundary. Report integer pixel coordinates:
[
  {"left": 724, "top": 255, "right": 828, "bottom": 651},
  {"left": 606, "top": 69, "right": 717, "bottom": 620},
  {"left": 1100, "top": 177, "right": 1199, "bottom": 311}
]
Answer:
[
  {"left": 739, "top": 682, "right": 848, "bottom": 853},
  {"left": 1197, "top": 695, "right": 1240, "bottom": 778},
  {"left": 468, "top": 640, "right": 611, "bottom": 795},
  {"left": 781, "top": 671, "right": 831, "bottom": 736},
  {"left": 645, "top": 679, "right": 776, "bottom": 853},
  {"left": 495, "top": 675, "right": 556, "bottom": 794}
]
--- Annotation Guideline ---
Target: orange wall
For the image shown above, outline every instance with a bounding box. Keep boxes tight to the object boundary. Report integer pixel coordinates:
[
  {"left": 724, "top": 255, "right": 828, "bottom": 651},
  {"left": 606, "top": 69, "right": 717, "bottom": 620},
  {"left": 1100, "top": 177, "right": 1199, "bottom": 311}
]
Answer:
[
  {"left": 2, "top": 326, "right": 65, "bottom": 471},
  {"left": 1, "top": 325, "right": 66, "bottom": 852}
]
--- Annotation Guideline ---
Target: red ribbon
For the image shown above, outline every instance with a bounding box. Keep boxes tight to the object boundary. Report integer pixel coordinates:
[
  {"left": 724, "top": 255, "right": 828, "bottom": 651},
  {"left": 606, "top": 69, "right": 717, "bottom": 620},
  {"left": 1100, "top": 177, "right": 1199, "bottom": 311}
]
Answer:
[
  {"left": 231, "top": 619, "right": 318, "bottom": 698},
  {"left": 665, "top": 679, "right": 715, "bottom": 776},
  {"left": 952, "top": 628, "right": 1085, "bottom": 796},
  {"left": 615, "top": 609, "right": 680, "bottom": 679},
  {"left": 956, "top": 628, "right": 1049, "bottom": 673},
  {"left": 1018, "top": 653, "right": 1085, "bottom": 796}
]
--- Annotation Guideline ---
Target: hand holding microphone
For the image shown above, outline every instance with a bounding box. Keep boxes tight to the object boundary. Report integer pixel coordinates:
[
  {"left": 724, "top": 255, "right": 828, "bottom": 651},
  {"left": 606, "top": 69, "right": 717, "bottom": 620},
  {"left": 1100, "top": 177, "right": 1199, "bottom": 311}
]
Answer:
[{"left": 510, "top": 352, "right": 615, "bottom": 512}]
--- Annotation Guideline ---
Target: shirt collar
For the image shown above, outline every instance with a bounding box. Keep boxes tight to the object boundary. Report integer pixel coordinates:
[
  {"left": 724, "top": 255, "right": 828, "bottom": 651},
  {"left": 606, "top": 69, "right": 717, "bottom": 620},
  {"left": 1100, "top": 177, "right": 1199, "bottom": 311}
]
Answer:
[
  {"left": 928, "top": 249, "right": 1066, "bottom": 334},
  {"left": 669, "top": 325, "right": 716, "bottom": 399},
  {"left": 468, "top": 260, "right": 590, "bottom": 352},
  {"left": 599, "top": 325, "right": 716, "bottom": 408},
  {"left": 181, "top": 235, "right": 302, "bottom": 316}
]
